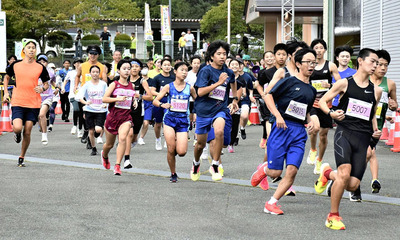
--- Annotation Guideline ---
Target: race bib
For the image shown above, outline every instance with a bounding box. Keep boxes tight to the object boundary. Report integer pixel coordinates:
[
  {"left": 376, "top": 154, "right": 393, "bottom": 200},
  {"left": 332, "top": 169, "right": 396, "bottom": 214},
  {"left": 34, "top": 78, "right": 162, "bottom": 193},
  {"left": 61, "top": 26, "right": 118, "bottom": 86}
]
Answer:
[
  {"left": 285, "top": 100, "right": 307, "bottom": 120},
  {"left": 115, "top": 96, "right": 133, "bottom": 109},
  {"left": 379, "top": 91, "right": 388, "bottom": 104},
  {"left": 90, "top": 96, "right": 103, "bottom": 110},
  {"left": 346, "top": 97, "right": 372, "bottom": 121},
  {"left": 209, "top": 86, "right": 226, "bottom": 101},
  {"left": 376, "top": 102, "right": 383, "bottom": 119},
  {"left": 170, "top": 98, "right": 188, "bottom": 112},
  {"left": 311, "top": 79, "right": 329, "bottom": 92}
]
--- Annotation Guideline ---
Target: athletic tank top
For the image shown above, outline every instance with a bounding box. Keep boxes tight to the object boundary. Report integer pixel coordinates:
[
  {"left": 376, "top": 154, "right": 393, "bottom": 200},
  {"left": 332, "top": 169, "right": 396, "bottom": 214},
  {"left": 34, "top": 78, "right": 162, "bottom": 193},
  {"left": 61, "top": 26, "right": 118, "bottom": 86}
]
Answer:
[
  {"left": 336, "top": 76, "right": 376, "bottom": 134},
  {"left": 376, "top": 77, "right": 389, "bottom": 130},
  {"left": 283, "top": 67, "right": 291, "bottom": 78},
  {"left": 166, "top": 82, "right": 191, "bottom": 118},
  {"left": 108, "top": 81, "right": 135, "bottom": 119},
  {"left": 130, "top": 76, "right": 145, "bottom": 115},
  {"left": 81, "top": 62, "right": 105, "bottom": 86},
  {"left": 310, "top": 61, "right": 332, "bottom": 108}
]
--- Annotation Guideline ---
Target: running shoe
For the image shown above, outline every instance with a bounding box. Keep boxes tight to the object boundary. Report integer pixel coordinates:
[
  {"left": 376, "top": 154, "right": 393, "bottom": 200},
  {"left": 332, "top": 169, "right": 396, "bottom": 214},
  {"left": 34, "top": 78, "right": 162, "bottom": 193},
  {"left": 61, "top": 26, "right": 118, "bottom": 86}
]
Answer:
[
  {"left": 209, "top": 165, "right": 222, "bottom": 181},
  {"left": 314, "top": 163, "right": 331, "bottom": 194},
  {"left": 240, "top": 129, "right": 247, "bottom": 140},
  {"left": 259, "top": 138, "right": 267, "bottom": 149},
  {"left": 218, "top": 165, "right": 224, "bottom": 177},
  {"left": 41, "top": 134, "right": 48, "bottom": 145},
  {"left": 314, "top": 159, "right": 322, "bottom": 175},
  {"left": 77, "top": 130, "right": 83, "bottom": 138},
  {"left": 193, "top": 139, "right": 197, "bottom": 147},
  {"left": 256, "top": 163, "right": 269, "bottom": 190},
  {"left": 233, "top": 137, "right": 239, "bottom": 146},
  {"left": 371, "top": 179, "right": 381, "bottom": 193},
  {"left": 155, "top": 139, "right": 162, "bottom": 151},
  {"left": 325, "top": 214, "right": 346, "bottom": 230},
  {"left": 114, "top": 164, "right": 121, "bottom": 175},
  {"left": 17, "top": 157, "right": 25, "bottom": 167},
  {"left": 86, "top": 140, "right": 92, "bottom": 149},
  {"left": 48, "top": 126, "right": 53, "bottom": 132},
  {"left": 164, "top": 141, "right": 167, "bottom": 149},
  {"left": 14, "top": 132, "right": 22, "bottom": 143},
  {"left": 200, "top": 149, "right": 209, "bottom": 160},
  {"left": 271, "top": 176, "right": 282, "bottom": 183},
  {"left": 64, "top": 118, "right": 70, "bottom": 122},
  {"left": 250, "top": 162, "right": 268, "bottom": 187},
  {"left": 264, "top": 202, "right": 284, "bottom": 215},
  {"left": 131, "top": 141, "right": 137, "bottom": 149},
  {"left": 349, "top": 186, "right": 362, "bottom": 202},
  {"left": 170, "top": 173, "right": 178, "bottom": 183},
  {"left": 97, "top": 137, "right": 103, "bottom": 144},
  {"left": 285, "top": 186, "right": 296, "bottom": 196},
  {"left": 138, "top": 138, "right": 145, "bottom": 145},
  {"left": 190, "top": 163, "right": 201, "bottom": 181},
  {"left": 306, "top": 149, "right": 317, "bottom": 165},
  {"left": 90, "top": 147, "right": 97, "bottom": 156},
  {"left": 227, "top": 145, "right": 234, "bottom": 153},
  {"left": 81, "top": 130, "right": 88, "bottom": 143},
  {"left": 124, "top": 159, "right": 132, "bottom": 169},
  {"left": 71, "top": 126, "right": 77, "bottom": 135},
  {"left": 326, "top": 180, "right": 334, "bottom": 197},
  {"left": 101, "top": 150, "right": 110, "bottom": 169}
]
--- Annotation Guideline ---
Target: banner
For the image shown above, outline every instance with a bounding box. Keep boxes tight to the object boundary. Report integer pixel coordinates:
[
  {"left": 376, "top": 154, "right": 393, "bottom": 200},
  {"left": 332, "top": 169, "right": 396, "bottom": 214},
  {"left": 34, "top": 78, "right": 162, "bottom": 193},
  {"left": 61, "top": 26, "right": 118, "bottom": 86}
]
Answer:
[
  {"left": 144, "top": 3, "right": 152, "bottom": 40},
  {"left": 160, "top": 5, "right": 171, "bottom": 41}
]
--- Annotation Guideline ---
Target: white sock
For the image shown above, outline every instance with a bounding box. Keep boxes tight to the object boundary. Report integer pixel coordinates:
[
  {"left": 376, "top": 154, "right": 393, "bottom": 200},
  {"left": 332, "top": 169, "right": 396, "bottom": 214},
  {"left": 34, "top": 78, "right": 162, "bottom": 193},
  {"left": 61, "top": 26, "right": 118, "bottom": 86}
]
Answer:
[
  {"left": 268, "top": 197, "right": 278, "bottom": 205},
  {"left": 240, "top": 126, "right": 245, "bottom": 130},
  {"left": 219, "top": 164, "right": 223, "bottom": 169},
  {"left": 42, "top": 133, "right": 47, "bottom": 138},
  {"left": 193, "top": 159, "right": 200, "bottom": 166},
  {"left": 156, "top": 137, "right": 161, "bottom": 142},
  {"left": 212, "top": 160, "right": 219, "bottom": 166}
]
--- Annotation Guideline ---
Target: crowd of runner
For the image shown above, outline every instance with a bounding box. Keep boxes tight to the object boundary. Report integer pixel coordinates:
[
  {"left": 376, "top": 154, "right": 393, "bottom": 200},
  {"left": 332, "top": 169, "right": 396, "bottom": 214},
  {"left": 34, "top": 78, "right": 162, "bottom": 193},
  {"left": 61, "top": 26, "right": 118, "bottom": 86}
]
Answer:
[{"left": 2, "top": 37, "right": 398, "bottom": 231}]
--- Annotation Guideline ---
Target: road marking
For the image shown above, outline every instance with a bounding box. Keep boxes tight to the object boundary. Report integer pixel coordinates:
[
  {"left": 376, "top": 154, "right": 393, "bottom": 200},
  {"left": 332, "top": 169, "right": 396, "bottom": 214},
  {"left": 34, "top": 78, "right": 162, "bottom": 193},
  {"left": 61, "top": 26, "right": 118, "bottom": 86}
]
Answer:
[{"left": 1, "top": 153, "right": 400, "bottom": 206}]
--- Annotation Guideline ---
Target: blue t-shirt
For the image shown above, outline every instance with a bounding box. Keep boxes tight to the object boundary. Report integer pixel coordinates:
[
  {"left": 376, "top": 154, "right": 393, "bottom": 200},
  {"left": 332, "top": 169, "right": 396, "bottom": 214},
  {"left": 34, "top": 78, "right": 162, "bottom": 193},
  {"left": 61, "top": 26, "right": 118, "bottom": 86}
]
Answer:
[
  {"left": 241, "top": 72, "right": 255, "bottom": 104},
  {"left": 332, "top": 67, "right": 356, "bottom": 107},
  {"left": 58, "top": 68, "right": 71, "bottom": 92},
  {"left": 166, "top": 82, "right": 191, "bottom": 118},
  {"left": 152, "top": 73, "right": 175, "bottom": 102},
  {"left": 194, "top": 64, "right": 235, "bottom": 118},
  {"left": 269, "top": 76, "right": 317, "bottom": 124}
]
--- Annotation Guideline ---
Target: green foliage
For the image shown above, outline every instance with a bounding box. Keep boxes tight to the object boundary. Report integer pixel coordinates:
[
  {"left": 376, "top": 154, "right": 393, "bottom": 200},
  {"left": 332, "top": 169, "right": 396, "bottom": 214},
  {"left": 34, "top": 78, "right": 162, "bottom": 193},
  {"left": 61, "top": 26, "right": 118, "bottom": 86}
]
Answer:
[
  {"left": 47, "top": 31, "right": 73, "bottom": 48},
  {"left": 114, "top": 34, "right": 131, "bottom": 50},
  {"left": 81, "top": 34, "right": 100, "bottom": 47}
]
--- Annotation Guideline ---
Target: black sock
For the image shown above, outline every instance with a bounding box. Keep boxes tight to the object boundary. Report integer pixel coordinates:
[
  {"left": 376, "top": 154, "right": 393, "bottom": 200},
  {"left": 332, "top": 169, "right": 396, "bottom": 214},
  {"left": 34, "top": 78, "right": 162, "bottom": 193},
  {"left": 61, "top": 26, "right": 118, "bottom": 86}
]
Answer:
[
  {"left": 94, "top": 131, "right": 100, "bottom": 138},
  {"left": 124, "top": 155, "right": 130, "bottom": 161},
  {"left": 193, "top": 163, "right": 200, "bottom": 173},
  {"left": 212, "top": 164, "right": 219, "bottom": 173},
  {"left": 92, "top": 147, "right": 97, "bottom": 152}
]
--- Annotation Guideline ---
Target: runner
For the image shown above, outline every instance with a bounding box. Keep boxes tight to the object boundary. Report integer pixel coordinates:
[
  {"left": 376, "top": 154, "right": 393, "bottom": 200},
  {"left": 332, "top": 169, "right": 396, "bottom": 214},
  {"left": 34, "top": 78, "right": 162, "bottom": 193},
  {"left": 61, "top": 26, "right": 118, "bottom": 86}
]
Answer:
[
  {"left": 2, "top": 38, "right": 50, "bottom": 167},
  {"left": 109, "top": 50, "right": 122, "bottom": 79},
  {"left": 190, "top": 40, "right": 239, "bottom": 182},
  {"left": 307, "top": 39, "right": 341, "bottom": 175},
  {"left": 150, "top": 58, "right": 175, "bottom": 150},
  {"left": 57, "top": 60, "right": 72, "bottom": 122},
  {"left": 148, "top": 55, "right": 162, "bottom": 79},
  {"left": 75, "top": 65, "right": 108, "bottom": 156},
  {"left": 238, "top": 60, "right": 256, "bottom": 141},
  {"left": 101, "top": 60, "right": 135, "bottom": 175},
  {"left": 262, "top": 51, "right": 275, "bottom": 70},
  {"left": 137, "top": 66, "right": 153, "bottom": 145},
  {"left": 184, "top": 56, "right": 201, "bottom": 141},
  {"left": 153, "top": 62, "right": 197, "bottom": 182},
  {"left": 349, "top": 49, "right": 398, "bottom": 201},
  {"left": 250, "top": 48, "right": 318, "bottom": 215},
  {"left": 314, "top": 48, "right": 381, "bottom": 230}
]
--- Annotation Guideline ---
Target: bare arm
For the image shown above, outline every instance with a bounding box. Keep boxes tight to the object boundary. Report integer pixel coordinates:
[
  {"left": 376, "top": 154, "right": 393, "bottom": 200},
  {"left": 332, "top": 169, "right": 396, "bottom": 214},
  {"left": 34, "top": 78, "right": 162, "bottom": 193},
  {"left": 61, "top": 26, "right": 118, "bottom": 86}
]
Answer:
[
  {"left": 387, "top": 78, "right": 398, "bottom": 111},
  {"left": 330, "top": 62, "right": 342, "bottom": 83},
  {"left": 190, "top": 86, "right": 197, "bottom": 100},
  {"left": 153, "top": 84, "right": 170, "bottom": 108},
  {"left": 3, "top": 75, "right": 10, "bottom": 102},
  {"left": 319, "top": 79, "right": 347, "bottom": 120},
  {"left": 141, "top": 79, "right": 153, "bottom": 102},
  {"left": 102, "top": 82, "right": 124, "bottom": 103},
  {"left": 197, "top": 72, "right": 228, "bottom": 97},
  {"left": 74, "top": 65, "right": 82, "bottom": 91}
]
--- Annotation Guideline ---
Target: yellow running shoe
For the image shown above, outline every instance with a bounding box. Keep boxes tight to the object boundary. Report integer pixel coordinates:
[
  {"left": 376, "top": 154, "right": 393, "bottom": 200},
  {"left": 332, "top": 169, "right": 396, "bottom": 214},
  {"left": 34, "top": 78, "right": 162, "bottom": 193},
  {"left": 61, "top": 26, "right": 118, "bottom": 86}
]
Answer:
[
  {"left": 190, "top": 164, "right": 201, "bottom": 181},
  {"left": 209, "top": 166, "right": 222, "bottom": 181},
  {"left": 306, "top": 149, "right": 317, "bottom": 165},
  {"left": 218, "top": 166, "right": 224, "bottom": 177},
  {"left": 315, "top": 163, "right": 331, "bottom": 194},
  {"left": 314, "top": 158, "right": 322, "bottom": 175},
  {"left": 325, "top": 214, "right": 346, "bottom": 230}
]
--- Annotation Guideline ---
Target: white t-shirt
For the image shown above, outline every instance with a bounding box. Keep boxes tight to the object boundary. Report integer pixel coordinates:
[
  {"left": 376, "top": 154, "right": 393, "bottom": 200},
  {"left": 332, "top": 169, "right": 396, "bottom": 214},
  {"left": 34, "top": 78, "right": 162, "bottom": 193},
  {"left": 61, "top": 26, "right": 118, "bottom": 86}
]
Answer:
[
  {"left": 65, "top": 70, "right": 78, "bottom": 99},
  {"left": 184, "top": 70, "right": 197, "bottom": 102},
  {"left": 75, "top": 80, "right": 108, "bottom": 113},
  {"left": 184, "top": 34, "right": 195, "bottom": 47}
]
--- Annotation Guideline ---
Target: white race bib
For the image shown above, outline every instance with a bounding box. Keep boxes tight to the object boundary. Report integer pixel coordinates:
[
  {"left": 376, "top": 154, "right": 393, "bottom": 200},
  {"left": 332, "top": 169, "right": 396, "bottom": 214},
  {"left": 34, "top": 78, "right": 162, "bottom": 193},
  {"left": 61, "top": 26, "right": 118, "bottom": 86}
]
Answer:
[
  {"left": 170, "top": 99, "right": 188, "bottom": 112},
  {"left": 209, "top": 85, "right": 226, "bottom": 101},
  {"left": 90, "top": 96, "right": 103, "bottom": 110},
  {"left": 115, "top": 96, "right": 132, "bottom": 109},
  {"left": 346, "top": 97, "right": 372, "bottom": 121},
  {"left": 285, "top": 100, "right": 307, "bottom": 120}
]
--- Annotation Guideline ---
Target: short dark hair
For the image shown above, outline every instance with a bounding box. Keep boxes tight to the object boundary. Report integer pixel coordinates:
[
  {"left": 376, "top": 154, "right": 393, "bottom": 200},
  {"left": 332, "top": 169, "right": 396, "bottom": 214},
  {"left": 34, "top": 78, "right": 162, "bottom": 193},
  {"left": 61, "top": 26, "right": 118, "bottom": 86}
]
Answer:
[
  {"left": 147, "top": 58, "right": 153, "bottom": 62},
  {"left": 117, "top": 59, "right": 131, "bottom": 70},
  {"left": 294, "top": 48, "right": 317, "bottom": 66},
  {"left": 161, "top": 58, "right": 172, "bottom": 66},
  {"left": 356, "top": 48, "right": 377, "bottom": 69},
  {"left": 207, "top": 40, "right": 230, "bottom": 62},
  {"left": 89, "top": 65, "right": 101, "bottom": 72},
  {"left": 334, "top": 45, "right": 354, "bottom": 58},
  {"left": 191, "top": 55, "right": 201, "bottom": 64},
  {"left": 376, "top": 49, "right": 391, "bottom": 65},
  {"left": 63, "top": 59, "right": 71, "bottom": 64},
  {"left": 164, "top": 54, "right": 172, "bottom": 60},
  {"left": 311, "top": 39, "right": 327, "bottom": 50},
  {"left": 174, "top": 57, "right": 183, "bottom": 62},
  {"left": 174, "top": 61, "right": 189, "bottom": 70},
  {"left": 273, "top": 43, "right": 287, "bottom": 54},
  {"left": 8, "top": 55, "right": 17, "bottom": 61}
]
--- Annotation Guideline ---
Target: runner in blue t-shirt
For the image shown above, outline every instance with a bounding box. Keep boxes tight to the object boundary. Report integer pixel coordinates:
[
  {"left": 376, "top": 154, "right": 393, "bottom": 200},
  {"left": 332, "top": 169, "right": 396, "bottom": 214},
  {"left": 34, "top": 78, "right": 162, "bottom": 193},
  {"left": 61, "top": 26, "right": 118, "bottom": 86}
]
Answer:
[{"left": 191, "top": 40, "right": 239, "bottom": 181}]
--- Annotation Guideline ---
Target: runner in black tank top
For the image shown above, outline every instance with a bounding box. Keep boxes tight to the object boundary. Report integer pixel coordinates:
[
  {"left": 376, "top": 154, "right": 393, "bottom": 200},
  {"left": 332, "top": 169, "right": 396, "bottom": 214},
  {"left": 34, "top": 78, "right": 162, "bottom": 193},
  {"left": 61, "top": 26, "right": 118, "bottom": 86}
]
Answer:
[
  {"left": 313, "top": 48, "right": 382, "bottom": 230},
  {"left": 307, "top": 39, "right": 341, "bottom": 176}
]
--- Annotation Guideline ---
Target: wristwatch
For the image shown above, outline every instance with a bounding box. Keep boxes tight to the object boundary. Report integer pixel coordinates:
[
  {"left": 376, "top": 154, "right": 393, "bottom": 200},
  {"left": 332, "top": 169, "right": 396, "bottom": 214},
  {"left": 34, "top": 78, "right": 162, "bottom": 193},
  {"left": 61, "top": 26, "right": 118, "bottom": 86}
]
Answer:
[
  {"left": 233, "top": 96, "right": 239, "bottom": 101},
  {"left": 327, "top": 109, "right": 334, "bottom": 116}
]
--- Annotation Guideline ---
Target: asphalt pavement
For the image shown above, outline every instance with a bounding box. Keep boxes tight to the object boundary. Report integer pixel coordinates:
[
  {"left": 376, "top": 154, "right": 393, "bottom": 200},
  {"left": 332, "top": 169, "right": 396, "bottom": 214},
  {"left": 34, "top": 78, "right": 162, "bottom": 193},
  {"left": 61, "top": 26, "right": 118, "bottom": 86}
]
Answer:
[{"left": 1, "top": 118, "right": 399, "bottom": 239}]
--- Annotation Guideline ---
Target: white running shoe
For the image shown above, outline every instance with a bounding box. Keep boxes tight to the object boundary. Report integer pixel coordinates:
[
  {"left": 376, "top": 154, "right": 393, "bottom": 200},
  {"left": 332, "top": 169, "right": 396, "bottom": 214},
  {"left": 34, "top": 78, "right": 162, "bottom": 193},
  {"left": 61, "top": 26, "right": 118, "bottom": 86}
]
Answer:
[
  {"left": 164, "top": 141, "right": 167, "bottom": 149},
  {"left": 155, "top": 139, "right": 162, "bottom": 151},
  {"left": 71, "top": 126, "right": 77, "bottom": 135},
  {"left": 77, "top": 130, "right": 83, "bottom": 138},
  {"left": 97, "top": 136, "right": 103, "bottom": 144},
  {"left": 138, "top": 137, "right": 145, "bottom": 145},
  {"left": 41, "top": 133, "right": 48, "bottom": 145},
  {"left": 124, "top": 159, "right": 133, "bottom": 169},
  {"left": 131, "top": 141, "right": 137, "bottom": 148}
]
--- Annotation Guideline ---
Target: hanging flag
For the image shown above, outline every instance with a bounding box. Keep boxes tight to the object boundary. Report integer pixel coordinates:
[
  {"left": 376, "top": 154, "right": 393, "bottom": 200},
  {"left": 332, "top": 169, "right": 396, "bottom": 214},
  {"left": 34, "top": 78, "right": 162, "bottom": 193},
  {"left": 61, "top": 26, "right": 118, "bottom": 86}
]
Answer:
[
  {"left": 144, "top": 3, "right": 152, "bottom": 40},
  {"left": 160, "top": 5, "right": 171, "bottom": 41}
]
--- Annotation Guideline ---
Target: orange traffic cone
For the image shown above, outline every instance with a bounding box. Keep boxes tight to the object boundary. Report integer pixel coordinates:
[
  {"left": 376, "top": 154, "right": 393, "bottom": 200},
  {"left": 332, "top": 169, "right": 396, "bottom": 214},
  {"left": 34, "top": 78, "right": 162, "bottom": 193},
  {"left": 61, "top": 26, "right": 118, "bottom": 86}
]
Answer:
[
  {"left": 249, "top": 102, "right": 261, "bottom": 125},
  {"left": 380, "top": 120, "right": 389, "bottom": 140},
  {"left": 0, "top": 103, "right": 13, "bottom": 132},
  {"left": 390, "top": 109, "right": 400, "bottom": 152},
  {"left": 386, "top": 111, "right": 396, "bottom": 146},
  {"left": 55, "top": 100, "right": 62, "bottom": 115}
]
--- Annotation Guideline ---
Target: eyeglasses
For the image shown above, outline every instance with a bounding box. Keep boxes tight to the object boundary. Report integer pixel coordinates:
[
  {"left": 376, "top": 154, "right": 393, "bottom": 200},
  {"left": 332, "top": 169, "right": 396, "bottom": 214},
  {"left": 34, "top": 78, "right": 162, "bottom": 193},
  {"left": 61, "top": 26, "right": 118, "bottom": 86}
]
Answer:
[{"left": 301, "top": 61, "right": 317, "bottom": 66}]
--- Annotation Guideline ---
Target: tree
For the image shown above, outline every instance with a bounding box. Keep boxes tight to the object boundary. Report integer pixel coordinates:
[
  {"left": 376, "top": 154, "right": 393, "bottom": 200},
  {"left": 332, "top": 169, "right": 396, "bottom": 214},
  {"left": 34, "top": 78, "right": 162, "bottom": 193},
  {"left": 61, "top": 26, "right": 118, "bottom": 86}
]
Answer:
[{"left": 200, "top": 0, "right": 263, "bottom": 41}]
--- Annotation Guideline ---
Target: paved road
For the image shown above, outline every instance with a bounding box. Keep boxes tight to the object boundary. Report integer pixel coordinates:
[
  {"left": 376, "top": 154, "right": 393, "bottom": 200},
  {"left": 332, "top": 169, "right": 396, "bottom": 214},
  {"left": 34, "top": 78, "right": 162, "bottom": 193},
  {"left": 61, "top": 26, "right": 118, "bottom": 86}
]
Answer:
[{"left": 1, "top": 118, "right": 399, "bottom": 239}]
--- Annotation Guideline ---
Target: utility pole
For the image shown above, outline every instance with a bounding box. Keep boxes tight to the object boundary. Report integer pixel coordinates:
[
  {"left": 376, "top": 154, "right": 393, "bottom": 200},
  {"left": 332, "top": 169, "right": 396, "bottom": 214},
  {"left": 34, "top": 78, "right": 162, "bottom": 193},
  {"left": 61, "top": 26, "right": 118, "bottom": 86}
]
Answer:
[
  {"left": 227, "top": 0, "right": 231, "bottom": 44},
  {"left": 0, "top": 0, "right": 8, "bottom": 72}
]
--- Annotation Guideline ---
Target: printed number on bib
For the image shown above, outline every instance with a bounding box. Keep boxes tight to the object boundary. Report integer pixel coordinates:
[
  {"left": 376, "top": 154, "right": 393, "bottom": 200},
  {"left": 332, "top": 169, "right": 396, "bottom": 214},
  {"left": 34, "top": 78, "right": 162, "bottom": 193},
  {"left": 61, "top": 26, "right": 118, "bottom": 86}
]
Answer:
[
  {"left": 379, "top": 91, "right": 388, "bottom": 104},
  {"left": 285, "top": 100, "right": 307, "bottom": 120},
  {"left": 90, "top": 96, "right": 103, "bottom": 110},
  {"left": 346, "top": 97, "right": 372, "bottom": 121},
  {"left": 311, "top": 79, "right": 329, "bottom": 92},
  {"left": 170, "top": 99, "right": 188, "bottom": 112},
  {"left": 115, "top": 96, "right": 132, "bottom": 109},
  {"left": 376, "top": 102, "right": 383, "bottom": 119},
  {"left": 209, "top": 85, "right": 226, "bottom": 101}
]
